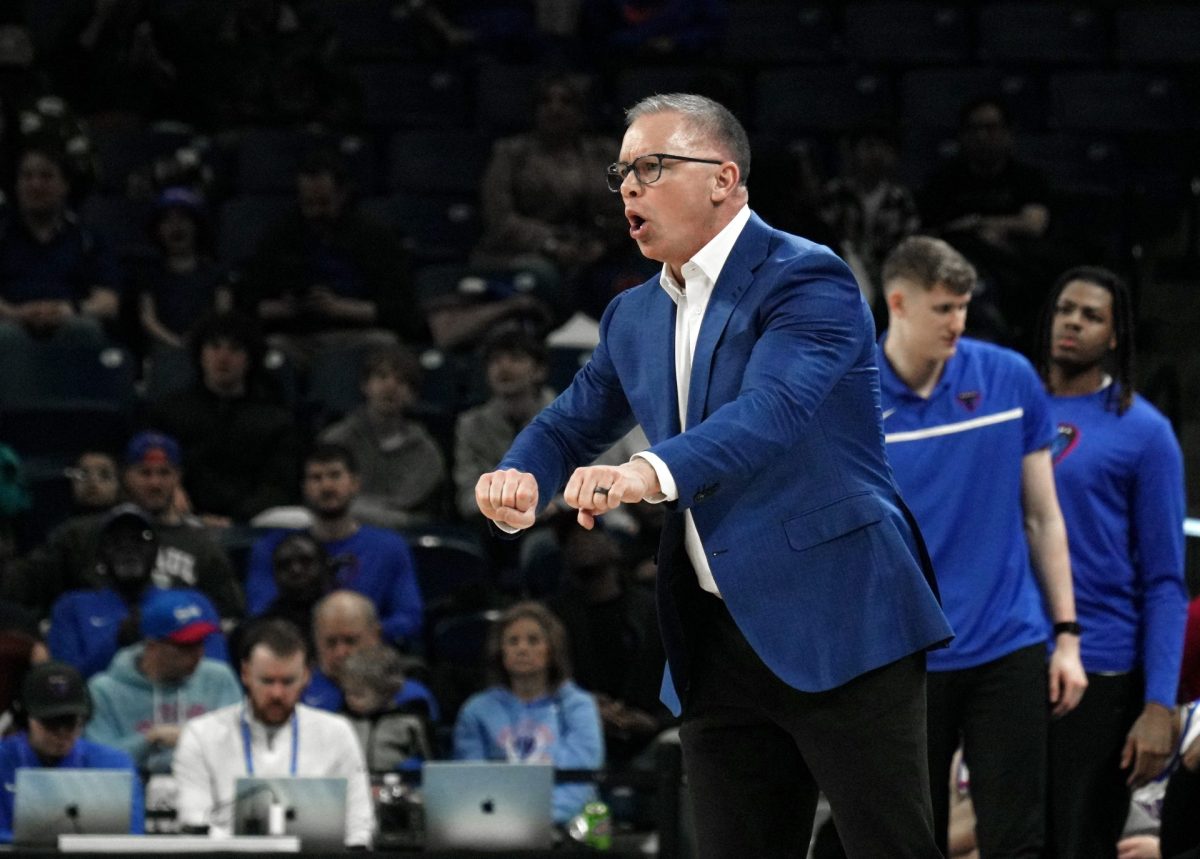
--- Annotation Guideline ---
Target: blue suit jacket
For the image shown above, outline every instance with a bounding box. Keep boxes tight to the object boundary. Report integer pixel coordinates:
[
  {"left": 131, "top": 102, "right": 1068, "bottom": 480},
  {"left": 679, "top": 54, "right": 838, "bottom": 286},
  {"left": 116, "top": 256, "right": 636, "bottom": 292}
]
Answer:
[{"left": 500, "top": 213, "right": 952, "bottom": 713}]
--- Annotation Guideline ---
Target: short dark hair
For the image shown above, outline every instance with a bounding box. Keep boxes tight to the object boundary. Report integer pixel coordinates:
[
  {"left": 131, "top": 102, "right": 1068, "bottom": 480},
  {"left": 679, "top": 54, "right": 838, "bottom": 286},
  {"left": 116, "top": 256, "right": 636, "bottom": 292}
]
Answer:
[
  {"left": 626, "top": 93, "right": 752, "bottom": 186},
  {"left": 15, "top": 138, "right": 72, "bottom": 187},
  {"left": 485, "top": 601, "right": 572, "bottom": 690},
  {"left": 960, "top": 96, "right": 1012, "bottom": 130},
  {"left": 189, "top": 311, "right": 266, "bottom": 375},
  {"left": 297, "top": 147, "right": 349, "bottom": 187},
  {"left": 360, "top": 344, "right": 422, "bottom": 389},
  {"left": 881, "top": 236, "right": 977, "bottom": 296},
  {"left": 304, "top": 441, "right": 358, "bottom": 475},
  {"left": 241, "top": 618, "right": 308, "bottom": 663}
]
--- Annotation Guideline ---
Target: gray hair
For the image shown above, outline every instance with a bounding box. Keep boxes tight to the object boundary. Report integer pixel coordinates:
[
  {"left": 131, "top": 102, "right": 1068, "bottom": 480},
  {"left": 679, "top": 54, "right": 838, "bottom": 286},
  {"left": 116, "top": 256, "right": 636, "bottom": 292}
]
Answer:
[
  {"left": 625, "top": 93, "right": 751, "bottom": 186},
  {"left": 340, "top": 644, "right": 406, "bottom": 697},
  {"left": 881, "top": 236, "right": 977, "bottom": 296}
]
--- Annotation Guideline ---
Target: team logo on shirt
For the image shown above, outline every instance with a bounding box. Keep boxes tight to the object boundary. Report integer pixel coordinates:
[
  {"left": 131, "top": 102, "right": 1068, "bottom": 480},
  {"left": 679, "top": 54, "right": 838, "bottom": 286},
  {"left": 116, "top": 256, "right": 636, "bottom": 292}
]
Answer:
[
  {"left": 1051, "top": 422, "right": 1080, "bottom": 464},
  {"left": 956, "top": 390, "right": 982, "bottom": 412}
]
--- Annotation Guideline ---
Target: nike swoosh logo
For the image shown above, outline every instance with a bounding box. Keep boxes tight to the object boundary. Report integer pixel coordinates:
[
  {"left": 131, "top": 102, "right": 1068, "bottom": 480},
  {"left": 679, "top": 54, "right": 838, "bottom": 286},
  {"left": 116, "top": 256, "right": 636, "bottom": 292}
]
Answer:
[{"left": 881, "top": 408, "right": 896, "bottom": 420}]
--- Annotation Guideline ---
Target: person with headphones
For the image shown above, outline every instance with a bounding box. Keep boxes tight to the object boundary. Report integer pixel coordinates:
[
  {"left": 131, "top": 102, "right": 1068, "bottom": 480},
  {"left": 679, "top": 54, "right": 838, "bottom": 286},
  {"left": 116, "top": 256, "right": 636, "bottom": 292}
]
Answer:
[{"left": 0, "top": 661, "right": 144, "bottom": 842}]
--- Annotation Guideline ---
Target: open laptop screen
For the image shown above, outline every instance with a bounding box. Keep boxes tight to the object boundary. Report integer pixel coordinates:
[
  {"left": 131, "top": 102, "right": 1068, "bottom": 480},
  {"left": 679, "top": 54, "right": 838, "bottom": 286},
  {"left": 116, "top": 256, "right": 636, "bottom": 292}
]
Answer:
[
  {"left": 233, "top": 776, "right": 347, "bottom": 850},
  {"left": 422, "top": 762, "right": 554, "bottom": 851}
]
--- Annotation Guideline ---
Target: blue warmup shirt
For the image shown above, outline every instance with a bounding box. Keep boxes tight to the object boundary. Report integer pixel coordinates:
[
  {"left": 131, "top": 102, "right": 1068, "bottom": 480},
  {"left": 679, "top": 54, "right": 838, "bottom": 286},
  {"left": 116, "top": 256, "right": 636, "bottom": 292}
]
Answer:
[
  {"left": 245, "top": 526, "right": 424, "bottom": 645},
  {"left": 0, "top": 733, "right": 145, "bottom": 842},
  {"left": 879, "top": 337, "right": 1056, "bottom": 671},
  {"left": 1050, "top": 386, "right": 1187, "bottom": 707}
]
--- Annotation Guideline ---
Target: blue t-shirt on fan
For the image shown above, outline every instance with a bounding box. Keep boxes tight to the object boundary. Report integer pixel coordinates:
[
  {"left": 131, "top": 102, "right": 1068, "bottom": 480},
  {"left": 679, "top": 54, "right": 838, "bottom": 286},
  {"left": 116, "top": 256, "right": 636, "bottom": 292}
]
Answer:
[{"left": 878, "top": 337, "right": 1056, "bottom": 672}]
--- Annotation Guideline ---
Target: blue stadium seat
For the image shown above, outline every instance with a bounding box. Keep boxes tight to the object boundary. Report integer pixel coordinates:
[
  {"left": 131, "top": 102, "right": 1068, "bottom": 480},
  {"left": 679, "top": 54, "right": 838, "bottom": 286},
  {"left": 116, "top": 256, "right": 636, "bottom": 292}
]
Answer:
[
  {"left": 1116, "top": 5, "right": 1200, "bottom": 65},
  {"left": 321, "top": 0, "right": 421, "bottom": 61},
  {"left": 90, "top": 126, "right": 193, "bottom": 194},
  {"left": 1014, "top": 133, "right": 1126, "bottom": 195},
  {"left": 977, "top": 4, "right": 1108, "bottom": 65},
  {"left": 0, "top": 343, "right": 137, "bottom": 412},
  {"left": 753, "top": 67, "right": 893, "bottom": 133},
  {"left": 429, "top": 609, "right": 500, "bottom": 667},
  {"left": 901, "top": 68, "right": 1044, "bottom": 131},
  {"left": 387, "top": 129, "right": 492, "bottom": 195},
  {"left": 723, "top": 3, "right": 837, "bottom": 65},
  {"left": 844, "top": 2, "right": 969, "bottom": 64},
  {"left": 1049, "top": 71, "right": 1182, "bottom": 133},
  {"left": 305, "top": 342, "right": 371, "bottom": 425},
  {"left": 355, "top": 64, "right": 470, "bottom": 129},
  {"left": 0, "top": 403, "right": 131, "bottom": 466},
  {"left": 406, "top": 531, "right": 493, "bottom": 613},
  {"left": 214, "top": 195, "right": 293, "bottom": 266},
  {"left": 235, "top": 129, "right": 377, "bottom": 195}
]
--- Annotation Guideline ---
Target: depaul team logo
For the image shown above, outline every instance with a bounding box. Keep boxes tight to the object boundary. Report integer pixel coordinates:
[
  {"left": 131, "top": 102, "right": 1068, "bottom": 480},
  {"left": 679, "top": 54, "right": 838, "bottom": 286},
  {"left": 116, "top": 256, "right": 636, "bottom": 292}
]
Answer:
[{"left": 1051, "top": 423, "right": 1080, "bottom": 464}]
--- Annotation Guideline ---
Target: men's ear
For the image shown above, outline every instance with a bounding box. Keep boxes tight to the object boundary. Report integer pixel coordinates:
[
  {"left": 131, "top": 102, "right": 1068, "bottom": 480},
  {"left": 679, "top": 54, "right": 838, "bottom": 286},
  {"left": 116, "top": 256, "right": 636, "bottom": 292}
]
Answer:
[
  {"left": 885, "top": 286, "right": 906, "bottom": 317},
  {"left": 710, "top": 161, "right": 740, "bottom": 202}
]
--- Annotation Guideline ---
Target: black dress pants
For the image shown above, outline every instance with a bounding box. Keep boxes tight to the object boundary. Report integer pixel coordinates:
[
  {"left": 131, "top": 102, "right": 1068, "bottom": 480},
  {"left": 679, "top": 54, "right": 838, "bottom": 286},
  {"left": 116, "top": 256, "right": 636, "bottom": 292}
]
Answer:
[{"left": 677, "top": 586, "right": 943, "bottom": 859}]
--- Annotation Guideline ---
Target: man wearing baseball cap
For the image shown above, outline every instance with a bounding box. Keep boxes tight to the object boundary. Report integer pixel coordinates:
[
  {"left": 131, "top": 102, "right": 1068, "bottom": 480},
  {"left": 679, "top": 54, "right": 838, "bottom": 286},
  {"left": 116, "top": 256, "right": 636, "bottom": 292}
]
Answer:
[
  {"left": 86, "top": 589, "right": 242, "bottom": 776},
  {"left": 0, "top": 661, "right": 144, "bottom": 842},
  {"left": 46, "top": 505, "right": 229, "bottom": 678},
  {"left": 0, "top": 429, "right": 243, "bottom": 619}
]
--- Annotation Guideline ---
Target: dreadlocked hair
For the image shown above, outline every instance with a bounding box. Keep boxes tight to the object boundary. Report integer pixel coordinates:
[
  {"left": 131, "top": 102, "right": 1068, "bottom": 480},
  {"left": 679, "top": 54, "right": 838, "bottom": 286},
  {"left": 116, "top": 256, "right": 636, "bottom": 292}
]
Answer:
[{"left": 1036, "top": 265, "right": 1135, "bottom": 415}]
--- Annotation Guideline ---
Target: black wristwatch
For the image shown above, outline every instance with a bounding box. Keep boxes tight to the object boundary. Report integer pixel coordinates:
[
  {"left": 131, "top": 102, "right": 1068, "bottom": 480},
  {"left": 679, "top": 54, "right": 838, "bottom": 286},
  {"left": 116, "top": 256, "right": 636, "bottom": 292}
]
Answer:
[{"left": 1053, "top": 620, "right": 1082, "bottom": 637}]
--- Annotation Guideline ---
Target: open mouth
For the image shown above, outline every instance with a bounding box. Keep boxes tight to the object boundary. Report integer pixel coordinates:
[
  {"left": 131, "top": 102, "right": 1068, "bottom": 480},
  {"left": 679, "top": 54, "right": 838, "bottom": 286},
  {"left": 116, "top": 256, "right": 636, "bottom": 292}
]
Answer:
[{"left": 627, "top": 213, "right": 647, "bottom": 239}]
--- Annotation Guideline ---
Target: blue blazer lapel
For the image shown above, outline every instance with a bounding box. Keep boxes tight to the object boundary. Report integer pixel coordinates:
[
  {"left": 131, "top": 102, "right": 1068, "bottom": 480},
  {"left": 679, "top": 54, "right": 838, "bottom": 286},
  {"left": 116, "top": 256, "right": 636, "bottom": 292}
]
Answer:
[{"left": 685, "top": 214, "right": 770, "bottom": 430}]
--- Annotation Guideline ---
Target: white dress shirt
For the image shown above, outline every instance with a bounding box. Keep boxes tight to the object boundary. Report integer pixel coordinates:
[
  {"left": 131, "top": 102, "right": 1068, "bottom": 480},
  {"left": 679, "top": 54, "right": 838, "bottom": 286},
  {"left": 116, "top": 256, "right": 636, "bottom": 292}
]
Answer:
[
  {"left": 634, "top": 203, "right": 752, "bottom": 595},
  {"left": 173, "top": 700, "right": 376, "bottom": 846}
]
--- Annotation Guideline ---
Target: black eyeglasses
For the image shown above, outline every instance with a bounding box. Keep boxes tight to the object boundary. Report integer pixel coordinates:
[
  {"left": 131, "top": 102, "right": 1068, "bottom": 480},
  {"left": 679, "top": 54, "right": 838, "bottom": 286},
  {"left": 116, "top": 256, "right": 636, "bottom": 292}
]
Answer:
[{"left": 606, "top": 153, "right": 724, "bottom": 192}]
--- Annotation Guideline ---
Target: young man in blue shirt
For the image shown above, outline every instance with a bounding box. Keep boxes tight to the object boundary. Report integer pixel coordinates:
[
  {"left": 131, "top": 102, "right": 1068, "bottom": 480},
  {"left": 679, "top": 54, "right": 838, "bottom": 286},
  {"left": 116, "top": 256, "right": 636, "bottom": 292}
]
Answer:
[
  {"left": 878, "top": 236, "right": 1088, "bottom": 858},
  {"left": 0, "top": 661, "right": 144, "bottom": 842},
  {"left": 1036, "top": 266, "right": 1187, "bottom": 859}
]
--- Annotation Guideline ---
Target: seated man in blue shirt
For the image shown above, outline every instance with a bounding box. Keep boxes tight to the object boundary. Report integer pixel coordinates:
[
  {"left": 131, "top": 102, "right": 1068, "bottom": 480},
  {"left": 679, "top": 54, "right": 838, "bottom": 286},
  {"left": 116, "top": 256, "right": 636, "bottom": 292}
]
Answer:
[{"left": 0, "top": 661, "right": 144, "bottom": 842}]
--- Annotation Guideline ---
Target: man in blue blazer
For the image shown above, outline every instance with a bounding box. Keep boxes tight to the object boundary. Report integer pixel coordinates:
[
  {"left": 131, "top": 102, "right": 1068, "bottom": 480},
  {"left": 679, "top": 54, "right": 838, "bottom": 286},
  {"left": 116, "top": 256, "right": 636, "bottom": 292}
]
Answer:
[{"left": 476, "top": 93, "right": 953, "bottom": 858}]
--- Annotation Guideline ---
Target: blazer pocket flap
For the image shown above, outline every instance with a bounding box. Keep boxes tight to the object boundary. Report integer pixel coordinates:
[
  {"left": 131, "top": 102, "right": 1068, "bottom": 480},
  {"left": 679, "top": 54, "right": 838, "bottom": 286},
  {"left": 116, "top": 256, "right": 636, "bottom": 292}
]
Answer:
[{"left": 784, "top": 494, "right": 884, "bottom": 551}]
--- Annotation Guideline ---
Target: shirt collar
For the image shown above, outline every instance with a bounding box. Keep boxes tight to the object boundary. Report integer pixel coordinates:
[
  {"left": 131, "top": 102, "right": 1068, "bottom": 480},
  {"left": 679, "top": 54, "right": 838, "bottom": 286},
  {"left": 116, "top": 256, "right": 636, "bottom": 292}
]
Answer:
[{"left": 658, "top": 204, "right": 752, "bottom": 303}]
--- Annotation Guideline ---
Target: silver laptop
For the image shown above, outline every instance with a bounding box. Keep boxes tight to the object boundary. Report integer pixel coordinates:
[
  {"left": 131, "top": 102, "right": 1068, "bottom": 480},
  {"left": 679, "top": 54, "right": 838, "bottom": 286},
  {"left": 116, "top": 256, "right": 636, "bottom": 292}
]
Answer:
[
  {"left": 233, "top": 776, "right": 347, "bottom": 850},
  {"left": 12, "top": 769, "right": 134, "bottom": 846},
  {"left": 422, "top": 761, "right": 554, "bottom": 851}
]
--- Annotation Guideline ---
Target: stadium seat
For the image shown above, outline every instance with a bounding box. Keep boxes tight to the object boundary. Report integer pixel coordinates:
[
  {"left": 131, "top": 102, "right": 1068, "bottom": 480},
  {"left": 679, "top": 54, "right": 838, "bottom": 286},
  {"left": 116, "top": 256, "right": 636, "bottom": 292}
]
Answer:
[
  {"left": 406, "top": 531, "right": 493, "bottom": 614},
  {"left": 844, "top": 2, "right": 969, "bottom": 64},
  {"left": 322, "top": 0, "right": 421, "bottom": 62},
  {"left": 360, "top": 193, "right": 481, "bottom": 264},
  {"left": 473, "top": 64, "right": 543, "bottom": 135},
  {"left": 90, "top": 126, "right": 193, "bottom": 194},
  {"left": 78, "top": 194, "right": 156, "bottom": 262},
  {"left": 1049, "top": 71, "right": 1182, "bottom": 132},
  {"left": 977, "top": 4, "right": 1108, "bottom": 65},
  {"left": 0, "top": 342, "right": 137, "bottom": 412},
  {"left": 613, "top": 67, "right": 745, "bottom": 119},
  {"left": 723, "top": 3, "right": 837, "bottom": 65},
  {"left": 1014, "top": 132, "right": 1126, "bottom": 195},
  {"left": 305, "top": 342, "right": 371, "bottom": 425},
  {"left": 235, "top": 128, "right": 377, "bottom": 195},
  {"left": 387, "top": 129, "right": 492, "bottom": 195},
  {"left": 1116, "top": 5, "right": 1200, "bottom": 65},
  {"left": 429, "top": 609, "right": 500, "bottom": 668},
  {"left": 354, "top": 64, "right": 469, "bottom": 129},
  {"left": 754, "top": 67, "right": 893, "bottom": 133},
  {"left": 901, "top": 68, "right": 1044, "bottom": 131},
  {"left": 214, "top": 195, "right": 293, "bottom": 266}
]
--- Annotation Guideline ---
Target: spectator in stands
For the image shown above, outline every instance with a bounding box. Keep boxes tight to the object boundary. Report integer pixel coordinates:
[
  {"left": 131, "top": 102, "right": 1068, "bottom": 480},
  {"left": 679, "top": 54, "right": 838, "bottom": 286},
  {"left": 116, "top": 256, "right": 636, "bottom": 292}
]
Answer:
[
  {"left": 46, "top": 503, "right": 228, "bottom": 678},
  {"left": 472, "top": 75, "right": 624, "bottom": 320},
  {"left": 454, "top": 325, "right": 554, "bottom": 521},
  {"left": 149, "top": 311, "right": 300, "bottom": 524},
  {"left": 0, "top": 661, "right": 144, "bottom": 842},
  {"left": 548, "top": 527, "right": 669, "bottom": 764},
  {"left": 230, "top": 532, "right": 336, "bottom": 661},
  {"left": 173, "top": 619, "right": 375, "bottom": 845},
  {"left": 0, "top": 140, "right": 120, "bottom": 345},
  {"left": 0, "top": 600, "right": 49, "bottom": 733},
  {"left": 919, "top": 97, "right": 1054, "bottom": 346},
  {"left": 583, "top": 0, "right": 725, "bottom": 58},
  {"left": 65, "top": 449, "right": 120, "bottom": 515},
  {"left": 453, "top": 601, "right": 603, "bottom": 824},
  {"left": 1035, "top": 266, "right": 1187, "bottom": 859},
  {"left": 85, "top": 588, "right": 241, "bottom": 776},
  {"left": 240, "top": 148, "right": 419, "bottom": 364},
  {"left": 318, "top": 344, "right": 446, "bottom": 528},
  {"left": 302, "top": 590, "right": 437, "bottom": 721},
  {"left": 243, "top": 445, "right": 424, "bottom": 648},
  {"left": 820, "top": 128, "right": 920, "bottom": 311},
  {"left": 1, "top": 431, "right": 243, "bottom": 618},
  {"left": 877, "top": 237, "right": 1086, "bottom": 857},
  {"left": 136, "top": 186, "right": 230, "bottom": 354},
  {"left": 340, "top": 643, "right": 434, "bottom": 772}
]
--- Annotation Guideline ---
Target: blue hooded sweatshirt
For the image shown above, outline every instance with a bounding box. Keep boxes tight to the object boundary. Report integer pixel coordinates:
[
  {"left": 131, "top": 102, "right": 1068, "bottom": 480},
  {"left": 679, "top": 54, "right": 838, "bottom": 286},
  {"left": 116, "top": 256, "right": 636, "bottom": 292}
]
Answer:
[
  {"left": 453, "top": 682, "right": 603, "bottom": 823},
  {"left": 86, "top": 643, "right": 243, "bottom": 774}
]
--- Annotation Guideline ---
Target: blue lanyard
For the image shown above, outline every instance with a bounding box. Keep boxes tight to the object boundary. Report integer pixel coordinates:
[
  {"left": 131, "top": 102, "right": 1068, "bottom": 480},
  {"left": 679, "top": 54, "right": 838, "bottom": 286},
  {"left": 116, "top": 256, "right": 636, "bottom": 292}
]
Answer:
[{"left": 240, "top": 710, "right": 299, "bottom": 777}]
